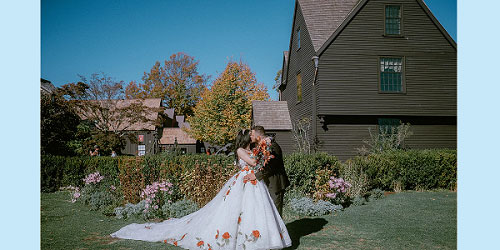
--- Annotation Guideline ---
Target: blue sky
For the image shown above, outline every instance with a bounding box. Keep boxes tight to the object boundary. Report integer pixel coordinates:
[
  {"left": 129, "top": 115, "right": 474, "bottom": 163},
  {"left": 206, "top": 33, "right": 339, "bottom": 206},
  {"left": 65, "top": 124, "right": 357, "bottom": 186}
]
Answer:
[{"left": 41, "top": 0, "right": 456, "bottom": 101}]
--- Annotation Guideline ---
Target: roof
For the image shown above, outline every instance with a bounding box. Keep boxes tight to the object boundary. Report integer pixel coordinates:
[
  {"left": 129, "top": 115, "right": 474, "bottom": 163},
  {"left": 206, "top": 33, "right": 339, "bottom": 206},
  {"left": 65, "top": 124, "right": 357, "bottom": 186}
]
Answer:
[
  {"left": 78, "top": 98, "right": 162, "bottom": 131},
  {"left": 298, "top": 0, "right": 360, "bottom": 52},
  {"left": 252, "top": 101, "right": 293, "bottom": 130},
  {"left": 164, "top": 108, "right": 175, "bottom": 119},
  {"left": 317, "top": 0, "right": 456, "bottom": 55},
  {"left": 40, "top": 78, "right": 56, "bottom": 94},
  {"left": 296, "top": 0, "right": 456, "bottom": 55},
  {"left": 160, "top": 127, "right": 197, "bottom": 145}
]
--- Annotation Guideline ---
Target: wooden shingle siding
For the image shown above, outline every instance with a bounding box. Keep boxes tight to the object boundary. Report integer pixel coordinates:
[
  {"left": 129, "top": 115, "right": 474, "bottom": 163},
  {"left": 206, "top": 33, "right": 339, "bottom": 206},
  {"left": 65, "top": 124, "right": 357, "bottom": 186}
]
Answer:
[
  {"left": 405, "top": 125, "right": 457, "bottom": 149},
  {"left": 317, "top": 124, "right": 377, "bottom": 161},
  {"left": 281, "top": 0, "right": 456, "bottom": 160},
  {"left": 317, "top": 0, "right": 456, "bottom": 116},
  {"left": 122, "top": 131, "right": 156, "bottom": 156},
  {"left": 282, "top": 1, "right": 316, "bottom": 142},
  {"left": 272, "top": 131, "right": 296, "bottom": 155},
  {"left": 317, "top": 124, "right": 456, "bottom": 161}
]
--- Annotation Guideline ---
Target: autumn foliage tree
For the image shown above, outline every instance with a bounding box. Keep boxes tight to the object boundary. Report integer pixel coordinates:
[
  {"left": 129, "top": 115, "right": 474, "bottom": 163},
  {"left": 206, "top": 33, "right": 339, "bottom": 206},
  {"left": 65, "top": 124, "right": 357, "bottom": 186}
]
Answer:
[
  {"left": 125, "top": 52, "right": 208, "bottom": 116},
  {"left": 186, "top": 61, "right": 270, "bottom": 146}
]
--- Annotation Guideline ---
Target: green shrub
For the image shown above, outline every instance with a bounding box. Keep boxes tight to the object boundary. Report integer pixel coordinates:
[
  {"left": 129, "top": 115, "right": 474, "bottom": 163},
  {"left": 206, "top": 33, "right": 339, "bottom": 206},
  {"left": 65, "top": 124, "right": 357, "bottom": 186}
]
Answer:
[
  {"left": 162, "top": 199, "right": 199, "bottom": 219},
  {"left": 351, "top": 149, "right": 456, "bottom": 191},
  {"left": 289, "top": 196, "right": 343, "bottom": 216},
  {"left": 42, "top": 149, "right": 456, "bottom": 208},
  {"left": 41, "top": 153, "right": 234, "bottom": 194},
  {"left": 284, "top": 152, "right": 341, "bottom": 196}
]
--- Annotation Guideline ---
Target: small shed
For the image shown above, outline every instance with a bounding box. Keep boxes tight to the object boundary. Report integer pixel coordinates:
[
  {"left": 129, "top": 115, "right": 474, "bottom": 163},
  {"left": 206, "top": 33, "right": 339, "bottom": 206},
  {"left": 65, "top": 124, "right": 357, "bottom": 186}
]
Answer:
[{"left": 252, "top": 101, "right": 294, "bottom": 155}]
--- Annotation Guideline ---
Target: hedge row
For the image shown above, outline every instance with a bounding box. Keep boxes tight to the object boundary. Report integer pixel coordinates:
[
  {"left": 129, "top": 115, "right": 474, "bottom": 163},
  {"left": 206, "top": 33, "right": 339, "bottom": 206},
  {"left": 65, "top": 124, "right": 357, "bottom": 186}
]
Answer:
[
  {"left": 41, "top": 149, "right": 457, "bottom": 197},
  {"left": 350, "top": 149, "right": 457, "bottom": 191},
  {"left": 41, "top": 153, "right": 233, "bottom": 192}
]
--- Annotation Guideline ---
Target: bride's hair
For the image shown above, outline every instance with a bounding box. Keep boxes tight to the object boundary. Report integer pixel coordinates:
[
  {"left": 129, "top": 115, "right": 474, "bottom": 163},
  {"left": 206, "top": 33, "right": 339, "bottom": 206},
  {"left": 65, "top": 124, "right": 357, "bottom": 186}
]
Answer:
[{"left": 234, "top": 129, "right": 251, "bottom": 161}]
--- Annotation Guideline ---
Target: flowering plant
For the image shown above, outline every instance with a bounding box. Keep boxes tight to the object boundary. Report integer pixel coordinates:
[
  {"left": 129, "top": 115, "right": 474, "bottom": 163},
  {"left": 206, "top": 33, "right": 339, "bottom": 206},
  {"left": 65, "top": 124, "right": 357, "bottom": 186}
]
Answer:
[
  {"left": 83, "top": 171, "right": 104, "bottom": 185},
  {"left": 71, "top": 187, "right": 81, "bottom": 203},
  {"left": 324, "top": 177, "right": 351, "bottom": 206},
  {"left": 250, "top": 137, "right": 274, "bottom": 171},
  {"left": 325, "top": 177, "right": 351, "bottom": 199},
  {"left": 140, "top": 180, "right": 175, "bottom": 218}
]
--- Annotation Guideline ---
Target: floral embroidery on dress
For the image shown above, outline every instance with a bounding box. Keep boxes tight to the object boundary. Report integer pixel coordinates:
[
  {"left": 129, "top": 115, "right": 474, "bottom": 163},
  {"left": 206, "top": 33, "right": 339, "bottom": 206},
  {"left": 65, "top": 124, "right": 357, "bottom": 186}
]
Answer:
[
  {"left": 197, "top": 240, "right": 204, "bottom": 247},
  {"left": 214, "top": 231, "right": 231, "bottom": 248},
  {"left": 195, "top": 237, "right": 212, "bottom": 249},
  {"left": 164, "top": 233, "right": 187, "bottom": 247},
  {"left": 237, "top": 229, "right": 262, "bottom": 249}
]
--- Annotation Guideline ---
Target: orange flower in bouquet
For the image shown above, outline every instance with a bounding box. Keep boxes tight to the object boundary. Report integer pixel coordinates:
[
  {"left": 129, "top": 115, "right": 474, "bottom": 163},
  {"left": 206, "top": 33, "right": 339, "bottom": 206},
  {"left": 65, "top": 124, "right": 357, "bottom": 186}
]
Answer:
[{"left": 250, "top": 137, "right": 274, "bottom": 172}]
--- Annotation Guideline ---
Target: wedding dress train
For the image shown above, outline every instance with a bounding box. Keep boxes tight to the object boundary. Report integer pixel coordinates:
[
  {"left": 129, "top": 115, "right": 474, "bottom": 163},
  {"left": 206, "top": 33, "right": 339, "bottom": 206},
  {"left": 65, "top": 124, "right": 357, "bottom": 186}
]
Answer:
[{"left": 110, "top": 159, "right": 292, "bottom": 250}]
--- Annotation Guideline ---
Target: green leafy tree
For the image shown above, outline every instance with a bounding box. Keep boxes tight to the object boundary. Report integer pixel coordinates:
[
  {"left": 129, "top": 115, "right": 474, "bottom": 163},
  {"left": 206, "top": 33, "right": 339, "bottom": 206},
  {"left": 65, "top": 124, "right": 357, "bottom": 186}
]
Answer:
[
  {"left": 41, "top": 91, "right": 81, "bottom": 156},
  {"left": 186, "top": 61, "right": 270, "bottom": 146}
]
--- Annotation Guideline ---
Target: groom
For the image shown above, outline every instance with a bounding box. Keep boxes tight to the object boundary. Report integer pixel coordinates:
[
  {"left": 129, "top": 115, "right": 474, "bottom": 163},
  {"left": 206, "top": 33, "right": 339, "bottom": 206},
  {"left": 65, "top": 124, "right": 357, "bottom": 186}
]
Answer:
[{"left": 243, "top": 125, "right": 290, "bottom": 216}]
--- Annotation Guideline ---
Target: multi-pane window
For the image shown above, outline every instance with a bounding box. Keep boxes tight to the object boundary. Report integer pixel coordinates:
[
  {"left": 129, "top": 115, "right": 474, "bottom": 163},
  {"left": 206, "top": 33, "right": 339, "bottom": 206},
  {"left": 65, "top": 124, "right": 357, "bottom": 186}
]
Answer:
[
  {"left": 385, "top": 5, "right": 401, "bottom": 35},
  {"left": 378, "top": 118, "right": 401, "bottom": 134},
  {"left": 297, "top": 27, "right": 301, "bottom": 49},
  {"left": 380, "top": 57, "right": 403, "bottom": 92},
  {"left": 296, "top": 72, "right": 302, "bottom": 102}
]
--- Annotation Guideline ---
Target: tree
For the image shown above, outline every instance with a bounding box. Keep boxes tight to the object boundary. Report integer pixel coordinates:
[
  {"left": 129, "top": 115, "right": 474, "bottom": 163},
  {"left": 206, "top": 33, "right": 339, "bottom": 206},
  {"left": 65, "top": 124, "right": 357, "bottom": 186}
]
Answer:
[
  {"left": 272, "top": 69, "right": 282, "bottom": 92},
  {"left": 41, "top": 91, "right": 80, "bottom": 156},
  {"left": 186, "top": 61, "right": 270, "bottom": 146},
  {"left": 125, "top": 52, "right": 209, "bottom": 116},
  {"left": 60, "top": 72, "right": 163, "bottom": 155}
]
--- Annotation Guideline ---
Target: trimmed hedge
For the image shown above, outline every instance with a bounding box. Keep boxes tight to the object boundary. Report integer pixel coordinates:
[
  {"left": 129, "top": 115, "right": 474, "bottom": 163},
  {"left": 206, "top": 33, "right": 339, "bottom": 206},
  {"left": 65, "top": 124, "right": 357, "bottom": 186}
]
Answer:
[
  {"left": 353, "top": 149, "right": 457, "bottom": 191},
  {"left": 41, "top": 149, "right": 457, "bottom": 196},
  {"left": 41, "top": 153, "right": 234, "bottom": 193},
  {"left": 41, "top": 155, "right": 119, "bottom": 192}
]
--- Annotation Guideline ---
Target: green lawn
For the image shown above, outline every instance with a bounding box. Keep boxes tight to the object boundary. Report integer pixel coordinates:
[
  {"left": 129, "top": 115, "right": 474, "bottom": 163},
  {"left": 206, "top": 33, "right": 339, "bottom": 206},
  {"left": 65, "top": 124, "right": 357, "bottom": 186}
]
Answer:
[{"left": 41, "top": 190, "right": 456, "bottom": 250}]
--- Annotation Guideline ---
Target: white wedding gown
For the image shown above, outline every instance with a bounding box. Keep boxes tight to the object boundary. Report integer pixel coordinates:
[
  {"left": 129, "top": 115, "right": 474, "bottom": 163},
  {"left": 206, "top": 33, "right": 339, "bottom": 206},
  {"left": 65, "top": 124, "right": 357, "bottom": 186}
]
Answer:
[{"left": 110, "top": 158, "right": 292, "bottom": 250}]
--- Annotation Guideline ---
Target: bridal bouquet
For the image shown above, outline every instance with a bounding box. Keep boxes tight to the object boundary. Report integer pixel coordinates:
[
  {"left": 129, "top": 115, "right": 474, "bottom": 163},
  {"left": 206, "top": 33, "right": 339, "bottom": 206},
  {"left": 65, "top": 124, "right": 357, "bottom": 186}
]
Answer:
[{"left": 250, "top": 137, "right": 274, "bottom": 171}]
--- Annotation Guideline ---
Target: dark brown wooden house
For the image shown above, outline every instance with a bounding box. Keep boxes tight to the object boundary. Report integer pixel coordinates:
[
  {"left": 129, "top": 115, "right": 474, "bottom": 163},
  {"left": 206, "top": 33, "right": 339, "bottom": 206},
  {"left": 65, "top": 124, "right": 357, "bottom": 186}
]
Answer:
[
  {"left": 77, "top": 98, "right": 164, "bottom": 156},
  {"left": 279, "top": 0, "right": 456, "bottom": 160},
  {"left": 252, "top": 101, "right": 294, "bottom": 154}
]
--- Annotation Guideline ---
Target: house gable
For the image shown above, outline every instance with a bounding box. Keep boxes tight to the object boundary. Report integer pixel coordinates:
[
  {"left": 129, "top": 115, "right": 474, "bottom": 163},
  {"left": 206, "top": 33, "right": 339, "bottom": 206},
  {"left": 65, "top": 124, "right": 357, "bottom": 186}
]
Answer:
[
  {"left": 316, "top": 0, "right": 457, "bottom": 116},
  {"left": 317, "top": 0, "right": 456, "bottom": 56}
]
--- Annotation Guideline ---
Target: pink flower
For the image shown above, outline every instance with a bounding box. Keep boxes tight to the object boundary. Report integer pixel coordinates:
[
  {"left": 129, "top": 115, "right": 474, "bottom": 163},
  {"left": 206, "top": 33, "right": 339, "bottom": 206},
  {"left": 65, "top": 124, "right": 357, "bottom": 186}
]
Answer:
[{"left": 325, "top": 193, "right": 337, "bottom": 198}]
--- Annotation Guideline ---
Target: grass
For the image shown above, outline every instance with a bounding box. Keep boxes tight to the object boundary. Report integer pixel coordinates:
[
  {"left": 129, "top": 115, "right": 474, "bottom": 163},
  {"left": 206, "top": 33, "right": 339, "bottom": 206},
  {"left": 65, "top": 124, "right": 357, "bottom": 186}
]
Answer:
[{"left": 41, "top": 190, "right": 456, "bottom": 250}]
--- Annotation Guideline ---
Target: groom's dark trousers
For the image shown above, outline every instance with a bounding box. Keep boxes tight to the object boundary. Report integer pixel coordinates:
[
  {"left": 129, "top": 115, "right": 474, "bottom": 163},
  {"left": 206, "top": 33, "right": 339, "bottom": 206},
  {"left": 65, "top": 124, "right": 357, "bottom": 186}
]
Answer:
[{"left": 255, "top": 140, "right": 290, "bottom": 216}]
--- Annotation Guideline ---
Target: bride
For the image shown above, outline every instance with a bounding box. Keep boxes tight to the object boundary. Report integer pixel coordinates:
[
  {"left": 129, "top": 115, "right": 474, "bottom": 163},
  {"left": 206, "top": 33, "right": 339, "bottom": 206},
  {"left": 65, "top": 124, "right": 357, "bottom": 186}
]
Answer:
[{"left": 110, "top": 129, "right": 292, "bottom": 250}]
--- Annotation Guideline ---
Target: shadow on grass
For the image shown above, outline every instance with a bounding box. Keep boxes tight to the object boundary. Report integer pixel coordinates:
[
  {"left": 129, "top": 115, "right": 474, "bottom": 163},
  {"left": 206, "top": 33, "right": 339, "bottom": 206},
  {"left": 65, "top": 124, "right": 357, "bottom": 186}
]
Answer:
[{"left": 284, "top": 218, "right": 328, "bottom": 250}]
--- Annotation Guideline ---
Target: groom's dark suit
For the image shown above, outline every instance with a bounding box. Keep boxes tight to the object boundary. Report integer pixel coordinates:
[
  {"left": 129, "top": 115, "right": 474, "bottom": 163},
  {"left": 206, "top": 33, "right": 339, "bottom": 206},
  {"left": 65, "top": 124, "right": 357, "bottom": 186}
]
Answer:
[{"left": 255, "top": 139, "right": 290, "bottom": 216}]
